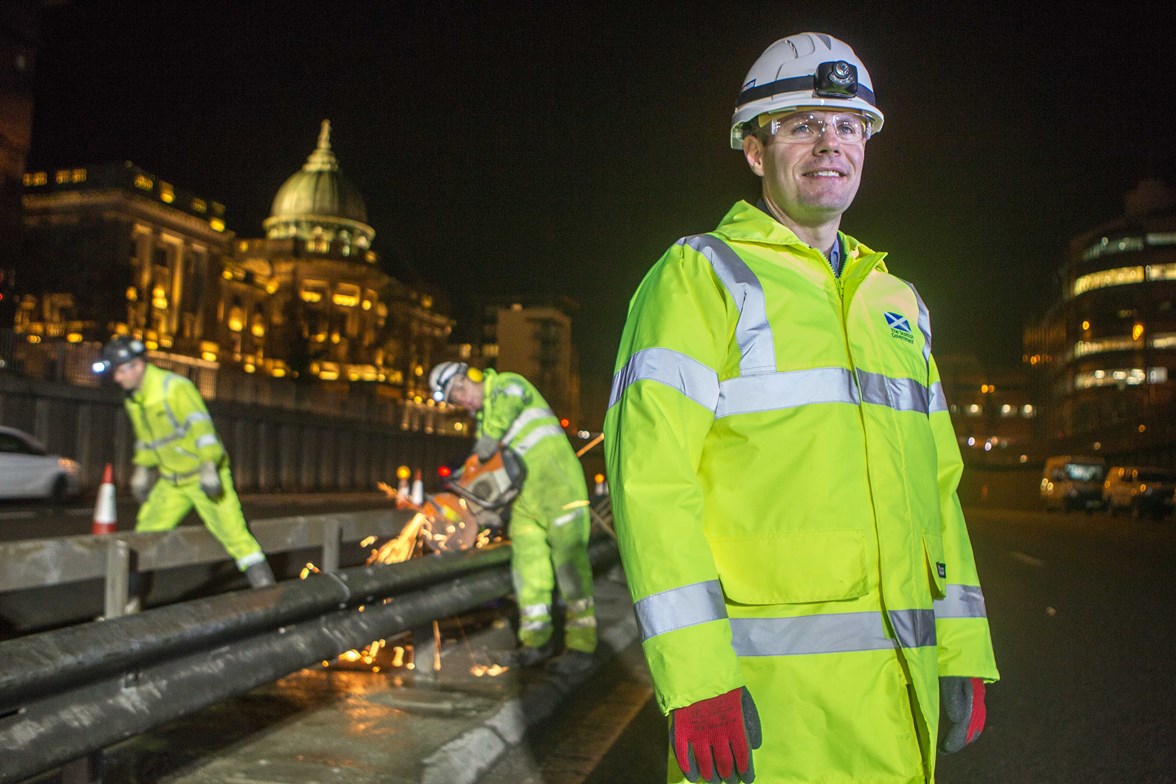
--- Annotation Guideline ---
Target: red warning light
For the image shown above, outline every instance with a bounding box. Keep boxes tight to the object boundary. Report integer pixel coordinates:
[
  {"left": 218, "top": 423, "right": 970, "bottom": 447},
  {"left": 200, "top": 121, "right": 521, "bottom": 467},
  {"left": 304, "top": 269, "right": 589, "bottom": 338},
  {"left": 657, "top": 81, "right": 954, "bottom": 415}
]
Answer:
[
  {"left": 438, "top": 465, "right": 452, "bottom": 478},
  {"left": 560, "top": 418, "right": 570, "bottom": 428}
]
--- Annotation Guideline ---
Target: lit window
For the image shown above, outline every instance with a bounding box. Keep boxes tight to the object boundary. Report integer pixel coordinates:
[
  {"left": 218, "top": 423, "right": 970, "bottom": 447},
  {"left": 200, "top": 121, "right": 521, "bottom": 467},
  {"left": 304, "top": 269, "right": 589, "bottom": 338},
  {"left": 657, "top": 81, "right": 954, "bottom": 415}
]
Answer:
[
  {"left": 300, "top": 281, "right": 327, "bottom": 303},
  {"left": 1022, "top": 404, "right": 1035, "bottom": 417},
  {"left": 332, "top": 285, "right": 361, "bottom": 307},
  {"left": 1072, "top": 266, "right": 1145, "bottom": 297},
  {"left": 1000, "top": 404, "right": 1014, "bottom": 417},
  {"left": 55, "top": 169, "right": 71, "bottom": 184},
  {"left": 967, "top": 403, "right": 981, "bottom": 415},
  {"left": 209, "top": 218, "right": 225, "bottom": 232},
  {"left": 1147, "top": 262, "right": 1176, "bottom": 281},
  {"left": 133, "top": 174, "right": 154, "bottom": 191},
  {"left": 192, "top": 198, "right": 207, "bottom": 213},
  {"left": 1081, "top": 235, "right": 1144, "bottom": 261},
  {"left": 71, "top": 168, "right": 86, "bottom": 183}
]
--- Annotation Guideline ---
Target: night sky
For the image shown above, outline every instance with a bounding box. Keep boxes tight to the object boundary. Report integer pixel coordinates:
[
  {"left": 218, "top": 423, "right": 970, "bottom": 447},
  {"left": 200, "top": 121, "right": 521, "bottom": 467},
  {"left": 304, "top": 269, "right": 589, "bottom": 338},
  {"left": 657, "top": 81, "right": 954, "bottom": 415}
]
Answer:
[{"left": 27, "top": 2, "right": 1176, "bottom": 421}]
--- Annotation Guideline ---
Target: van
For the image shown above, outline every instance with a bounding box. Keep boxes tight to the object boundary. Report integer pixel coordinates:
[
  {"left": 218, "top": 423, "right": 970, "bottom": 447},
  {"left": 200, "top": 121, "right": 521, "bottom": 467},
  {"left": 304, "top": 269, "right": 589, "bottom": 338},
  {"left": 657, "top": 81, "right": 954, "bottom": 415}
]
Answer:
[{"left": 1040, "top": 455, "right": 1107, "bottom": 512}]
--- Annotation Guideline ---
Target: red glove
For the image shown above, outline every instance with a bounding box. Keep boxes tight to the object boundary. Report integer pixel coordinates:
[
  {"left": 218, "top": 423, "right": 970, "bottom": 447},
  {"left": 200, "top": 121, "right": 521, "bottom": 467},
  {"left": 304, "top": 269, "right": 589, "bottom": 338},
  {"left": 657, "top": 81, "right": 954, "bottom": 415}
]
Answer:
[
  {"left": 670, "top": 687, "right": 762, "bottom": 783},
  {"left": 940, "top": 677, "right": 987, "bottom": 753}
]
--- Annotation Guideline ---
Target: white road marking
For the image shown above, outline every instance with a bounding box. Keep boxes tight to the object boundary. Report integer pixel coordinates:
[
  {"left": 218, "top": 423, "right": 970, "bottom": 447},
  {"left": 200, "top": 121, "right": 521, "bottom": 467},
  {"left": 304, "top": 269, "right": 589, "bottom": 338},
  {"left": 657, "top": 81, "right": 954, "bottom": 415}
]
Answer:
[{"left": 1009, "top": 550, "right": 1045, "bottom": 567}]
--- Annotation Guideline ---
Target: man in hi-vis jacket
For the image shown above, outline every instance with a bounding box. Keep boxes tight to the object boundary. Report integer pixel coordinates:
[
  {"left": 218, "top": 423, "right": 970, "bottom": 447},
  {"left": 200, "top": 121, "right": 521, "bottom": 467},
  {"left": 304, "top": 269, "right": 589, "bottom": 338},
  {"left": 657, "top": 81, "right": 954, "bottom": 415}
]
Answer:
[
  {"left": 96, "top": 337, "right": 274, "bottom": 593},
  {"left": 430, "top": 361, "right": 597, "bottom": 674},
  {"left": 604, "top": 32, "right": 998, "bottom": 784}
]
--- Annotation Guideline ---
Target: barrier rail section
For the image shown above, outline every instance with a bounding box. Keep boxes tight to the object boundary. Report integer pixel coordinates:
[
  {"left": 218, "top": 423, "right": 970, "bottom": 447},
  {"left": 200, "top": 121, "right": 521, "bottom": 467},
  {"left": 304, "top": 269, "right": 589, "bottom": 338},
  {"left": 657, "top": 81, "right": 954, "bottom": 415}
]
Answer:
[{"left": 0, "top": 501, "right": 617, "bottom": 783}]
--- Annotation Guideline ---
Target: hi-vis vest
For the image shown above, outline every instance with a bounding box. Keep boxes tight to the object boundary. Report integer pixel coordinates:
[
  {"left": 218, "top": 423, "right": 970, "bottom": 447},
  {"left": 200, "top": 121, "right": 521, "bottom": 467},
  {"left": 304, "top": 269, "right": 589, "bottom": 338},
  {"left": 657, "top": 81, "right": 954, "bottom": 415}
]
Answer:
[
  {"left": 126, "top": 363, "right": 226, "bottom": 483},
  {"left": 604, "top": 201, "right": 998, "bottom": 781}
]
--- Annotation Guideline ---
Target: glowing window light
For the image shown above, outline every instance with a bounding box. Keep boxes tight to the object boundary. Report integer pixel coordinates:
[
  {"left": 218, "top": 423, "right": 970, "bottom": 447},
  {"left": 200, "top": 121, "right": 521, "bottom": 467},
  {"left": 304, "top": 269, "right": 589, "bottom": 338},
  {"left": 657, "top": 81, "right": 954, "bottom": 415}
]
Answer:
[
  {"left": 1072, "top": 266, "right": 1144, "bottom": 297},
  {"left": 133, "top": 174, "right": 153, "bottom": 191},
  {"left": 71, "top": 168, "right": 86, "bottom": 183},
  {"left": 191, "top": 198, "right": 207, "bottom": 213},
  {"left": 1147, "top": 262, "right": 1176, "bottom": 281},
  {"left": 209, "top": 218, "right": 225, "bottom": 232},
  {"left": 332, "top": 291, "right": 360, "bottom": 307},
  {"left": 159, "top": 182, "right": 175, "bottom": 203}
]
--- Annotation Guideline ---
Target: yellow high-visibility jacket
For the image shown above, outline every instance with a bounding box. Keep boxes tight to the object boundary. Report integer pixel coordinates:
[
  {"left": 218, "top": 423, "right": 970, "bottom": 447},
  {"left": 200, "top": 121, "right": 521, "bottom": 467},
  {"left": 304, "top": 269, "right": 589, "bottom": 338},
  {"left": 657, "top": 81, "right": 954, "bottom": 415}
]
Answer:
[
  {"left": 604, "top": 201, "right": 998, "bottom": 783},
  {"left": 126, "top": 363, "right": 226, "bottom": 483}
]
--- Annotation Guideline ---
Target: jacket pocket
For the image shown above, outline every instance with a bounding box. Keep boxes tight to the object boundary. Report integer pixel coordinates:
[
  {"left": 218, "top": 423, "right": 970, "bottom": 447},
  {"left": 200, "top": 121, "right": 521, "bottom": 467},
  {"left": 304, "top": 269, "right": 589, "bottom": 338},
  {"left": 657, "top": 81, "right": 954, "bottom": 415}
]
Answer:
[
  {"left": 922, "top": 531, "right": 947, "bottom": 599},
  {"left": 711, "top": 529, "right": 868, "bottom": 605}
]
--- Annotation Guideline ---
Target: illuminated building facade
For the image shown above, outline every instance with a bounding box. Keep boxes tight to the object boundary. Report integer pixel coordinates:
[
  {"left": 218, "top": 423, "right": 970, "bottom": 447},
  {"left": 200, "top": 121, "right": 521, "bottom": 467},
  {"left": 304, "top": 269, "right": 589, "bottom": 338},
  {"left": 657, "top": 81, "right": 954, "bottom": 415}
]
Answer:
[
  {"left": 0, "top": 1, "right": 47, "bottom": 330},
  {"left": 477, "top": 295, "right": 581, "bottom": 428},
  {"left": 15, "top": 122, "right": 456, "bottom": 430},
  {"left": 1024, "top": 180, "right": 1176, "bottom": 466},
  {"left": 936, "top": 354, "right": 1038, "bottom": 467}
]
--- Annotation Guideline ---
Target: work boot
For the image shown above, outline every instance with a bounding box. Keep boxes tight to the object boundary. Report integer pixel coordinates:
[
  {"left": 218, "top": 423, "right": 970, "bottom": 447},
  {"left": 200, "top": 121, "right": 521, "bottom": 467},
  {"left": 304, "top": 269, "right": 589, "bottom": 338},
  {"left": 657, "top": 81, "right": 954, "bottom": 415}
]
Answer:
[
  {"left": 516, "top": 642, "right": 554, "bottom": 667},
  {"left": 547, "top": 650, "right": 594, "bottom": 675},
  {"left": 246, "top": 560, "right": 276, "bottom": 588}
]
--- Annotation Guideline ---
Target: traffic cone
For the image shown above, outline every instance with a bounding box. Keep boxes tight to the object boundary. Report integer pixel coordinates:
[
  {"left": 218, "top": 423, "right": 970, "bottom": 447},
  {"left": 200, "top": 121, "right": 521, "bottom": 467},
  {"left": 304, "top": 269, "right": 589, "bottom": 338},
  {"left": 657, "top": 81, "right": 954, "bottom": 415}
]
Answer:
[
  {"left": 92, "top": 463, "right": 118, "bottom": 535},
  {"left": 411, "top": 469, "right": 424, "bottom": 505}
]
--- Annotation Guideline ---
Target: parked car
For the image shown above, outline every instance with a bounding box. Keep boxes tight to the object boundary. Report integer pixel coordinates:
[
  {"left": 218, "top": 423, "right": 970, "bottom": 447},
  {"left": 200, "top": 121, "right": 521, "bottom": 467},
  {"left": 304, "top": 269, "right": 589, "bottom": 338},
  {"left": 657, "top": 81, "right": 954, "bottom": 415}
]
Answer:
[
  {"left": 1040, "top": 455, "right": 1107, "bottom": 512},
  {"left": 0, "top": 426, "right": 81, "bottom": 502},
  {"left": 1103, "top": 465, "right": 1176, "bottom": 520}
]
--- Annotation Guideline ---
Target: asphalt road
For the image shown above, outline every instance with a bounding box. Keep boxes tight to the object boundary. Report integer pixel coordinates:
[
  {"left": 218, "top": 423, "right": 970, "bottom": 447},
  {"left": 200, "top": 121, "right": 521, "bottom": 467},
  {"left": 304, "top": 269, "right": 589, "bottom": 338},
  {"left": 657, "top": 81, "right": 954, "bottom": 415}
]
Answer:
[{"left": 581, "top": 507, "right": 1176, "bottom": 784}]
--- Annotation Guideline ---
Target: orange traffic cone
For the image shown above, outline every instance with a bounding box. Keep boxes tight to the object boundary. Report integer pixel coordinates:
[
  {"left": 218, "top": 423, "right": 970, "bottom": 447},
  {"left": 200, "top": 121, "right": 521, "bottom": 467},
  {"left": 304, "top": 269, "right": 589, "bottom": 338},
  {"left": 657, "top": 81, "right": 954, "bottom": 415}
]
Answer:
[
  {"left": 411, "top": 469, "right": 424, "bottom": 505},
  {"left": 92, "top": 463, "right": 118, "bottom": 535}
]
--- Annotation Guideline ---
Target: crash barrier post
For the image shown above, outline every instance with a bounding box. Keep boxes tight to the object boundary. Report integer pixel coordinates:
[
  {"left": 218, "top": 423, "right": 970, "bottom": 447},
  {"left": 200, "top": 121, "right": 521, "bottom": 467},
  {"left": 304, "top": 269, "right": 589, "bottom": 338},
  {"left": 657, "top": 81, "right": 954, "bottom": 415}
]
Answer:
[{"left": 0, "top": 535, "right": 618, "bottom": 784}]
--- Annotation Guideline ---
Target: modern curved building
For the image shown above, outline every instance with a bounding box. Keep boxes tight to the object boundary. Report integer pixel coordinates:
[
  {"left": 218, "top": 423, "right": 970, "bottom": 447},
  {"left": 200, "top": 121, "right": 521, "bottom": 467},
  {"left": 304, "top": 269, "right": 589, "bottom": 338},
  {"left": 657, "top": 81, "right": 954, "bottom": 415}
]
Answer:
[{"left": 1025, "top": 180, "right": 1176, "bottom": 466}]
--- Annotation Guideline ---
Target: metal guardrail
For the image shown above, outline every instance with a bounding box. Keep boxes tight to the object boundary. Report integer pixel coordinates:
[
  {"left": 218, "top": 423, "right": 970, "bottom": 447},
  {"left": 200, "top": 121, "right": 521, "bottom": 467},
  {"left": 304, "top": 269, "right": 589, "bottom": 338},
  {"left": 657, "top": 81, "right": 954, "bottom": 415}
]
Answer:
[
  {"left": 0, "top": 508, "right": 413, "bottom": 618},
  {"left": 0, "top": 534, "right": 619, "bottom": 784}
]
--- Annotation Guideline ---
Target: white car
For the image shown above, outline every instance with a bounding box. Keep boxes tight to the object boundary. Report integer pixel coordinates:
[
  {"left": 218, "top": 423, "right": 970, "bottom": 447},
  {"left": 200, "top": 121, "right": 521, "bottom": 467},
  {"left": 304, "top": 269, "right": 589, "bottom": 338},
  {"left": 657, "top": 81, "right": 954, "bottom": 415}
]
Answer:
[{"left": 0, "top": 426, "right": 82, "bottom": 502}]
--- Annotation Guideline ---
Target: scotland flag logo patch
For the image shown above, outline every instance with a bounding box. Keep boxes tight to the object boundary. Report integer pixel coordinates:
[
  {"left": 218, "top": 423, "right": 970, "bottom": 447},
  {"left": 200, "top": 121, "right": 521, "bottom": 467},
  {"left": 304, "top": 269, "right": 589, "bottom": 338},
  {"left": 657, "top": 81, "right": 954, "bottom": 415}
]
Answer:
[
  {"left": 884, "top": 312, "right": 911, "bottom": 332},
  {"left": 885, "top": 312, "right": 915, "bottom": 344}
]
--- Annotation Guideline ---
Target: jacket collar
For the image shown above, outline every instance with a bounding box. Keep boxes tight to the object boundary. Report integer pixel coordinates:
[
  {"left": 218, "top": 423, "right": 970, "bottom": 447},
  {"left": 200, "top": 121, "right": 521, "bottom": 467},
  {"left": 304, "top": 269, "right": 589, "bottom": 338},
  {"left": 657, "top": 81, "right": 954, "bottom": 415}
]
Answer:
[{"left": 713, "top": 200, "right": 889, "bottom": 274}]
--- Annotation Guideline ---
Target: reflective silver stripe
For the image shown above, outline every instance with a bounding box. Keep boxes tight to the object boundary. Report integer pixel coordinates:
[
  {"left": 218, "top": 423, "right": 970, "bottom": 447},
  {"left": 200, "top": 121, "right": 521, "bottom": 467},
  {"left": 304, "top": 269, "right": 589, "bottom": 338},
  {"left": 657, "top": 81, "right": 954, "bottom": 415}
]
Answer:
[
  {"left": 513, "top": 424, "right": 565, "bottom": 455},
  {"left": 521, "top": 620, "right": 549, "bottom": 632},
  {"left": 194, "top": 434, "right": 219, "bottom": 449},
  {"left": 901, "top": 279, "right": 933, "bottom": 367},
  {"left": 521, "top": 603, "right": 551, "bottom": 618},
  {"left": 929, "top": 381, "right": 948, "bottom": 413},
  {"left": 501, "top": 406, "right": 557, "bottom": 445},
  {"left": 567, "top": 597, "right": 595, "bottom": 614},
  {"left": 889, "top": 609, "right": 937, "bottom": 649},
  {"left": 934, "top": 585, "right": 988, "bottom": 619},
  {"left": 567, "top": 616, "right": 597, "bottom": 628},
  {"left": 609, "top": 347, "right": 720, "bottom": 411},
  {"left": 185, "top": 412, "right": 211, "bottom": 426},
  {"left": 553, "top": 508, "right": 584, "bottom": 527},
  {"left": 857, "top": 370, "right": 930, "bottom": 413},
  {"left": 634, "top": 580, "right": 726, "bottom": 642},
  {"left": 161, "top": 375, "right": 182, "bottom": 431},
  {"left": 679, "top": 235, "right": 776, "bottom": 374},
  {"left": 716, "top": 367, "right": 858, "bottom": 418},
  {"left": 497, "top": 383, "right": 526, "bottom": 398},
  {"left": 730, "top": 609, "right": 936, "bottom": 656},
  {"left": 160, "top": 467, "right": 202, "bottom": 483},
  {"left": 143, "top": 431, "right": 185, "bottom": 450}
]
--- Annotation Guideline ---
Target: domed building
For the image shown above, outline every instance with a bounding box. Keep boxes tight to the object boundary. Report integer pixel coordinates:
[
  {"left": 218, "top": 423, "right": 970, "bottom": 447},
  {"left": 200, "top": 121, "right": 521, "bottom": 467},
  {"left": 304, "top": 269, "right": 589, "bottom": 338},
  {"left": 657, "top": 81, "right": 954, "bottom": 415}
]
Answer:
[
  {"left": 215, "top": 120, "right": 453, "bottom": 423},
  {"left": 263, "top": 120, "right": 374, "bottom": 256}
]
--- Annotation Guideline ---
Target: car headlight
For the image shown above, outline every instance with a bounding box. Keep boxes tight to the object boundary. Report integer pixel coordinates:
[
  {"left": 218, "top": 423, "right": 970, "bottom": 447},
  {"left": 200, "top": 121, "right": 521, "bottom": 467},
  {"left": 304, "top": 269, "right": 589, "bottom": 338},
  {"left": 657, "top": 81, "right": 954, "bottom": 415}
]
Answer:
[{"left": 57, "top": 458, "right": 79, "bottom": 474}]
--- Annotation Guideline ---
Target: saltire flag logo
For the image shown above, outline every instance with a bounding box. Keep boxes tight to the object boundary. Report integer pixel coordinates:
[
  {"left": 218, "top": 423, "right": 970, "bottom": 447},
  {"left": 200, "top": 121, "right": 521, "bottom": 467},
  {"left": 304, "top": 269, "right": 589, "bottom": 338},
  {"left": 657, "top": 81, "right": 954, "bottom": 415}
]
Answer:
[{"left": 884, "top": 312, "right": 911, "bottom": 333}]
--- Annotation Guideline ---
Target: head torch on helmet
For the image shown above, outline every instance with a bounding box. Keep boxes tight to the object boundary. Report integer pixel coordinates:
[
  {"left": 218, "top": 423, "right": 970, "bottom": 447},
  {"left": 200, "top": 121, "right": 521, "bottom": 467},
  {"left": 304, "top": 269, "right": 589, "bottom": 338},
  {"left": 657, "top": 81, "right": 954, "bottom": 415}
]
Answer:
[
  {"left": 730, "top": 33, "right": 884, "bottom": 149},
  {"left": 92, "top": 337, "right": 146, "bottom": 374}
]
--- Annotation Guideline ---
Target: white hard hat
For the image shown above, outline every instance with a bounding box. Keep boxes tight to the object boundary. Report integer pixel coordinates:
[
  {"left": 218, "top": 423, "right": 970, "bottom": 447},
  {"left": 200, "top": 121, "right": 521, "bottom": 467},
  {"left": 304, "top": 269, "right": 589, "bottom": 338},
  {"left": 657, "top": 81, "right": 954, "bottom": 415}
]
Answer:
[
  {"left": 428, "top": 361, "right": 468, "bottom": 402},
  {"left": 730, "top": 32, "right": 884, "bottom": 149}
]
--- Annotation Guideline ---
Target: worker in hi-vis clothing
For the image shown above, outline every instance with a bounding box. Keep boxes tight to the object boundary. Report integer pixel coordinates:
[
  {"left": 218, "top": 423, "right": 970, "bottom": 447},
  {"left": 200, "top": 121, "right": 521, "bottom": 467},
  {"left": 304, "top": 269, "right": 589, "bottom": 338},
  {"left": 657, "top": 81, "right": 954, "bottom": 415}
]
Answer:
[
  {"left": 604, "top": 33, "right": 998, "bottom": 784},
  {"left": 429, "top": 361, "right": 596, "bottom": 674},
  {"left": 95, "top": 337, "right": 275, "bottom": 593}
]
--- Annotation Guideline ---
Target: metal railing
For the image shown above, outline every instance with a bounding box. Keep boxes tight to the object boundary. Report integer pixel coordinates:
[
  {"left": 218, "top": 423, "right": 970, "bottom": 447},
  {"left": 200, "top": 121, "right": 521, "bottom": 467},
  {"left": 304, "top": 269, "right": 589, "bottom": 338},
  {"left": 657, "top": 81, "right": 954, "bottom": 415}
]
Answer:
[
  {"left": 0, "top": 533, "right": 619, "bottom": 783},
  {"left": 0, "top": 508, "right": 414, "bottom": 620}
]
